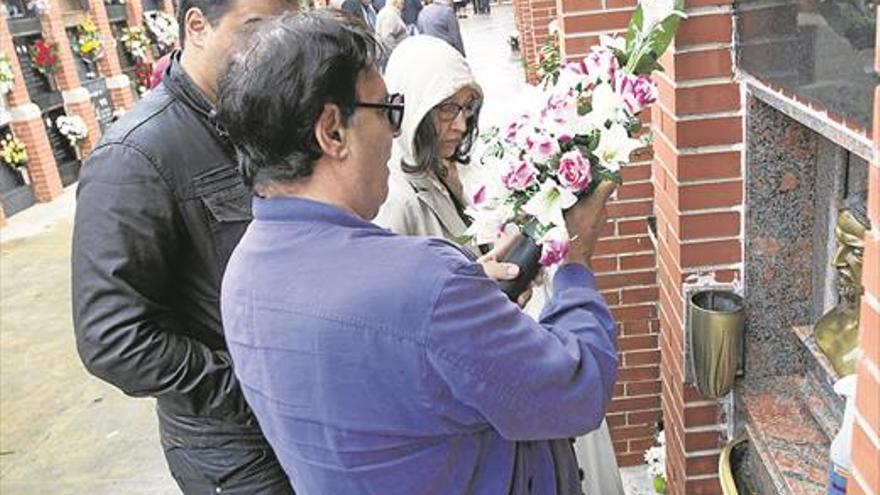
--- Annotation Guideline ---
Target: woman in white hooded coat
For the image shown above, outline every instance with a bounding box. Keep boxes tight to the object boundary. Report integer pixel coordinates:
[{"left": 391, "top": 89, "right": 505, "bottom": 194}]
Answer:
[{"left": 374, "top": 36, "right": 625, "bottom": 495}]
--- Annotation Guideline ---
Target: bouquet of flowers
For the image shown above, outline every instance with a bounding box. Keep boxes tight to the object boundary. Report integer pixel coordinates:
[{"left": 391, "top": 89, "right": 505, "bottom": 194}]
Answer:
[
  {"left": 30, "top": 39, "right": 59, "bottom": 77},
  {"left": 144, "top": 11, "right": 179, "bottom": 53},
  {"left": 56, "top": 114, "right": 88, "bottom": 150},
  {"left": 131, "top": 60, "right": 153, "bottom": 94},
  {"left": 74, "top": 19, "right": 105, "bottom": 63},
  {"left": 464, "top": 0, "right": 685, "bottom": 298},
  {"left": 120, "top": 26, "right": 151, "bottom": 63},
  {"left": 644, "top": 429, "right": 667, "bottom": 494},
  {"left": 1, "top": 133, "right": 28, "bottom": 169},
  {"left": 0, "top": 55, "right": 14, "bottom": 96}
]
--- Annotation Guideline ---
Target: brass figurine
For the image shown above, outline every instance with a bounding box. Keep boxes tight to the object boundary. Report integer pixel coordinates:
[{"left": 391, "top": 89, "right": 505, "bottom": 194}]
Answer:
[{"left": 814, "top": 209, "right": 869, "bottom": 377}]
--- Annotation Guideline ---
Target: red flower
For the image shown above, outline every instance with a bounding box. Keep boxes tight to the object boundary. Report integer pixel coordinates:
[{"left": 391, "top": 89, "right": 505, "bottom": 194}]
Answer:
[{"left": 30, "top": 39, "right": 59, "bottom": 74}]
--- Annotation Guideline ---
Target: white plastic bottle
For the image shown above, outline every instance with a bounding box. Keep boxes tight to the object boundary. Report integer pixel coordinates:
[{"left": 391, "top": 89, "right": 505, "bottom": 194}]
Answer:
[{"left": 828, "top": 374, "right": 858, "bottom": 495}]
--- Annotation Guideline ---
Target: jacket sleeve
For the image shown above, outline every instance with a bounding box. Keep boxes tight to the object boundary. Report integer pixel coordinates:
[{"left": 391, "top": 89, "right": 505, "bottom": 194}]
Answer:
[
  {"left": 71, "top": 143, "right": 246, "bottom": 418},
  {"left": 425, "top": 262, "right": 618, "bottom": 441}
]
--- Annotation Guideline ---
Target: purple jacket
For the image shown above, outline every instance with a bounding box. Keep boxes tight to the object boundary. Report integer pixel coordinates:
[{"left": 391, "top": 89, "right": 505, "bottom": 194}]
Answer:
[{"left": 222, "top": 196, "right": 618, "bottom": 494}]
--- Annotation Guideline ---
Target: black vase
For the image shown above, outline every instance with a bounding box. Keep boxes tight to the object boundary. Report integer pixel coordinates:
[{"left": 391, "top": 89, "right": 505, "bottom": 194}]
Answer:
[{"left": 497, "top": 233, "right": 542, "bottom": 301}]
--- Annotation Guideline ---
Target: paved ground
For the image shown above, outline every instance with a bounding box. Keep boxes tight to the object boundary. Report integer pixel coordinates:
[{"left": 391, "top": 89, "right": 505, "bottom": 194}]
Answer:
[{"left": 0, "top": 6, "right": 652, "bottom": 494}]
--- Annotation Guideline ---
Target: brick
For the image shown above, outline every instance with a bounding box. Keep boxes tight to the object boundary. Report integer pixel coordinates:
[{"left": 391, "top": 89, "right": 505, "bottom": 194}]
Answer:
[
  {"left": 684, "top": 430, "right": 722, "bottom": 451},
  {"left": 621, "top": 286, "right": 659, "bottom": 305},
  {"left": 624, "top": 349, "right": 661, "bottom": 366},
  {"left": 858, "top": 298, "right": 880, "bottom": 366},
  {"left": 598, "top": 270, "right": 657, "bottom": 290},
  {"left": 560, "top": 0, "right": 602, "bottom": 12},
  {"left": 677, "top": 238, "right": 742, "bottom": 267},
  {"left": 677, "top": 180, "right": 743, "bottom": 211},
  {"left": 617, "top": 181, "right": 653, "bottom": 201},
  {"left": 684, "top": 404, "right": 719, "bottom": 427},
  {"left": 621, "top": 319, "right": 657, "bottom": 336},
  {"left": 620, "top": 253, "right": 656, "bottom": 271},
  {"left": 868, "top": 163, "right": 879, "bottom": 226},
  {"left": 626, "top": 380, "right": 661, "bottom": 396},
  {"left": 618, "top": 334, "right": 658, "bottom": 352},
  {"left": 668, "top": 48, "right": 734, "bottom": 81},
  {"left": 678, "top": 211, "right": 740, "bottom": 240},
  {"left": 562, "top": 35, "right": 601, "bottom": 56},
  {"left": 609, "top": 395, "right": 661, "bottom": 413},
  {"left": 685, "top": 477, "right": 722, "bottom": 495},
  {"left": 621, "top": 163, "right": 652, "bottom": 182},
  {"left": 627, "top": 409, "right": 661, "bottom": 425},
  {"left": 607, "top": 412, "right": 627, "bottom": 427},
  {"left": 855, "top": 358, "right": 880, "bottom": 428},
  {"left": 610, "top": 423, "right": 654, "bottom": 441},
  {"left": 618, "top": 365, "right": 660, "bottom": 381},
  {"left": 628, "top": 437, "right": 657, "bottom": 453},
  {"left": 676, "top": 14, "right": 733, "bottom": 47},
  {"left": 615, "top": 452, "right": 645, "bottom": 467},
  {"left": 852, "top": 422, "right": 880, "bottom": 491},
  {"left": 563, "top": 9, "right": 633, "bottom": 34},
  {"left": 657, "top": 111, "right": 742, "bottom": 149},
  {"left": 595, "top": 236, "right": 653, "bottom": 256},
  {"left": 607, "top": 199, "right": 653, "bottom": 218},
  {"left": 676, "top": 82, "right": 741, "bottom": 116},
  {"left": 612, "top": 303, "right": 658, "bottom": 321},
  {"left": 591, "top": 255, "right": 619, "bottom": 273}
]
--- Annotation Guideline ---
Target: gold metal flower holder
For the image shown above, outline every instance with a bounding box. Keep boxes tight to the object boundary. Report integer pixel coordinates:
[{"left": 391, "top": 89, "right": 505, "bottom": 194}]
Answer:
[{"left": 689, "top": 290, "right": 745, "bottom": 399}]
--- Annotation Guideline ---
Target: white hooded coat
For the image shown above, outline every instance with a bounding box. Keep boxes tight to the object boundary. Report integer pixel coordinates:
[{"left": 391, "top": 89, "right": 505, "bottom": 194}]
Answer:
[{"left": 374, "top": 36, "right": 482, "bottom": 253}]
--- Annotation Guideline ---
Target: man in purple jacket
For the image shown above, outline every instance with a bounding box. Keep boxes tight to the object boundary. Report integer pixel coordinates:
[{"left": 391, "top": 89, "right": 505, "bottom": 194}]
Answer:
[{"left": 217, "top": 11, "right": 618, "bottom": 495}]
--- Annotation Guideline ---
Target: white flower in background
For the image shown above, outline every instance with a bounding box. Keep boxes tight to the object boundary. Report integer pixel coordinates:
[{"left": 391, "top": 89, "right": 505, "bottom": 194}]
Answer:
[
  {"left": 640, "top": 0, "right": 685, "bottom": 31},
  {"left": 522, "top": 178, "right": 578, "bottom": 227},
  {"left": 27, "top": 0, "right": 50, "bottom": 14},
  {"left": 524, "top": 128, "right": 560, "bottom": 163},
  {"left": 547, "top": 19, "right": 560, "bottom": 36},
  {"left": 594, "top": 122, "right": 642, "bottom": 171},
  {"left": 144, "top": 11, "right": 179, "bottom": 51},
  {"left": 0, "top": 55, "right": 14, "bottom": 96},
  {"left": 56, "top": 114, "right": 88, "bottom": 148},
  {"left": 584, "top": 46, "right": 619, "bottom": 84}
]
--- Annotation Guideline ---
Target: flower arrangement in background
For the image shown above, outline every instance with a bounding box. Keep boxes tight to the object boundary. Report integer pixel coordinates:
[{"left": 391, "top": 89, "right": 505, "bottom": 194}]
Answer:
[
  {"left": 56, "top": 114, "right": 88, "bottom": 152},
  {"left": 1, "top": 133, "right": 28, "bottom": 169},
  {"left": 29, "top": 39, "right": 59, "bottom": 78},
  {"left": 131, "top": 60, "right": 153, "bottom": 95},
  {"left": 644, "top": 429, "right": 667, "bottom": 494},
  {"left": 144, "top": 11, "right": 179, "bottom": 53},
  {"left": 464, "top": 0, "right": 685, "bottom": 277},
  {"left": 26, "top": 0, "right": 51, "bottom": 15},
  {"left": 120, "top": 26, "right": 151, "bottom": 63},
  {"left": 535, "top": 20, "right": 561, "bottom": 88},
  {"left": 0, "top": 54, "right": 14, "bottom": 96},
  {"left": 74, "top": 18, "right": 105, "bottom": 63}
]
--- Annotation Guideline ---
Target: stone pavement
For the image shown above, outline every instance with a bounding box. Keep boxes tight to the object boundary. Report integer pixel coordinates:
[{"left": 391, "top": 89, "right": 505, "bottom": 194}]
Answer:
[{"left": 0, "top": 6, "right": 651, "bottom": 494}]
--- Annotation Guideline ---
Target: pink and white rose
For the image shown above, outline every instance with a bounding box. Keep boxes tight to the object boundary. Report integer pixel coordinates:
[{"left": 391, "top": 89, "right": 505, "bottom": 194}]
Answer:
[
  {"left": 525, "top": 129, "right": 560, "bottom": 163},
  {"left": 556, "top": 149, "right": 592, "bottom": 193},
  {"left": 539, "top": 226, "right": 571, "bottom": 267},
  {"left": 616, "top": 72, "right": 657, "bottom": 115},
  {"left": 502, "top": 160, "right": 538, "bottom": 191}
]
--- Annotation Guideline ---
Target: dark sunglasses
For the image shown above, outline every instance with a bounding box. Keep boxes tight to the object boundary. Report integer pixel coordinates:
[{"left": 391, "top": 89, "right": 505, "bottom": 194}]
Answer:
[{"left": 355, "top": 93, "right": 405, "bottom": 135}]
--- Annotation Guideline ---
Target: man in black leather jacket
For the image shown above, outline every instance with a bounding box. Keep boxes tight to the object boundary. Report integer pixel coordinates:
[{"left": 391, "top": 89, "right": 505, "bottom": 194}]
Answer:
[{"left": 71, "top": 1, "right": 297, "bottom": 493}]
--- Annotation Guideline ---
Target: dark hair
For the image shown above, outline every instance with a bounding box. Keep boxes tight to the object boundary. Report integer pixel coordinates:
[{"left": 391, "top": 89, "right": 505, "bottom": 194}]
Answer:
[
  {"left": 216, "top": 10, "right": 382, "bottom": 189},
  {"left": 402, "top": 104, "right": 480, "bottom": 175}
]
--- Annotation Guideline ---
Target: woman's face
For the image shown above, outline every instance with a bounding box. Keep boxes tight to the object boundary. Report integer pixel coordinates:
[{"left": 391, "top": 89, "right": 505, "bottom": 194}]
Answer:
[{"left": 432, "top": 87, "right": 482, "bottom": 159}]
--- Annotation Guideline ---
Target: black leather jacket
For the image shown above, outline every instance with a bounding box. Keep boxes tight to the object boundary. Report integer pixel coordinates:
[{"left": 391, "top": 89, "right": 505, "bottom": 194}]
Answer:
[{"left": 72, "top": 56, "right": 265, "bottom": 449}]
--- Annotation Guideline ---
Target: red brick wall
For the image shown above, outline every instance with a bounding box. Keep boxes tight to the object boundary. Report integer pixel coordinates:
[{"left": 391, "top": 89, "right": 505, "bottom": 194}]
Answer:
[
  {"left": 848, "top": 17, "right": 880, "bottom": 493},
  {"left": 652, "top": 0, "right": 741, "bottom": 493},
  {"left": 512, "top": 0, "right": 556, "bottom": 84}
]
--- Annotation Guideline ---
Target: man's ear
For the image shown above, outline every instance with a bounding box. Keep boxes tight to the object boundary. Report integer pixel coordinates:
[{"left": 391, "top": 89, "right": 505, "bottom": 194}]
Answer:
[
  {"left": 184, "top": 8, "right": 211, "bottom": 49},
  {"left": 315, "top": 104, "right": 349, "bottom": 160}
]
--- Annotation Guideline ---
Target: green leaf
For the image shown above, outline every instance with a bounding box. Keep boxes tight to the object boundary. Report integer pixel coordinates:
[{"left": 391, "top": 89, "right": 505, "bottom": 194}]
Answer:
[
  {"left": 626, "top": 5, "right": 644, "bottom": 51},
  {"left": 452, "top": 234, "right": 475, "bottom": 246},
  {"left": 649, "top": 3, "right": 686, "bottom": 60}
]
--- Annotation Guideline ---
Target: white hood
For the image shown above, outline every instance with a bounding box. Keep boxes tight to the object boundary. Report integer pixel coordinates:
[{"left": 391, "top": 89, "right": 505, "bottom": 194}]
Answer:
[{"left": 383, "top": 36, "right": 482, "bottom": 166}]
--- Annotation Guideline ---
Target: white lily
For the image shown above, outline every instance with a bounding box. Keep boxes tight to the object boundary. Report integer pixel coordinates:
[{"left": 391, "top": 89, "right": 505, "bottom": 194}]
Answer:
[
  {"left": 465, "top": 202, "right": 515, "bottom": 245},
  {"left": 585, "top": 82, "right": 625, "bottom": 129},
  {"left": 594, "top": 122, "right": 643, "bottom": 171},
  {"left": 640, "top": 0, "right": 685, "bottom": 31},
  {"left": 522, "top": 178, "right": 578, "bottom": 227}
]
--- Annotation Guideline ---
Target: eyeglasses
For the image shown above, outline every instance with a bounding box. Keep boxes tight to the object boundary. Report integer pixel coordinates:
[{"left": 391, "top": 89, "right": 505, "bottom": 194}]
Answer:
[
  {"left": 355, "top": 93, "right": 405, "bottom": 135},
  {"left": 435, "top": 98, "right": 482, "bottom": 123}
]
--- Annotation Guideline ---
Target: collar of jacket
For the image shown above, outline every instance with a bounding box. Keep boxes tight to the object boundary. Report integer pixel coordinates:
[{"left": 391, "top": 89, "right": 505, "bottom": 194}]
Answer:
[
  {"left": 163, "top": 51, "right": 227, "bottom": 137},
  {"left": 403, "top": 169, "right": 477, "bottom": 255}
]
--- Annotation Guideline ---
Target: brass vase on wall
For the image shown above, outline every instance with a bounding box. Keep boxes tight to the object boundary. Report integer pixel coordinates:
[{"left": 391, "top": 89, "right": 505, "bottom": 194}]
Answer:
[{"left": 689, "top": 290, "right": 745, "bottom": 399}]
